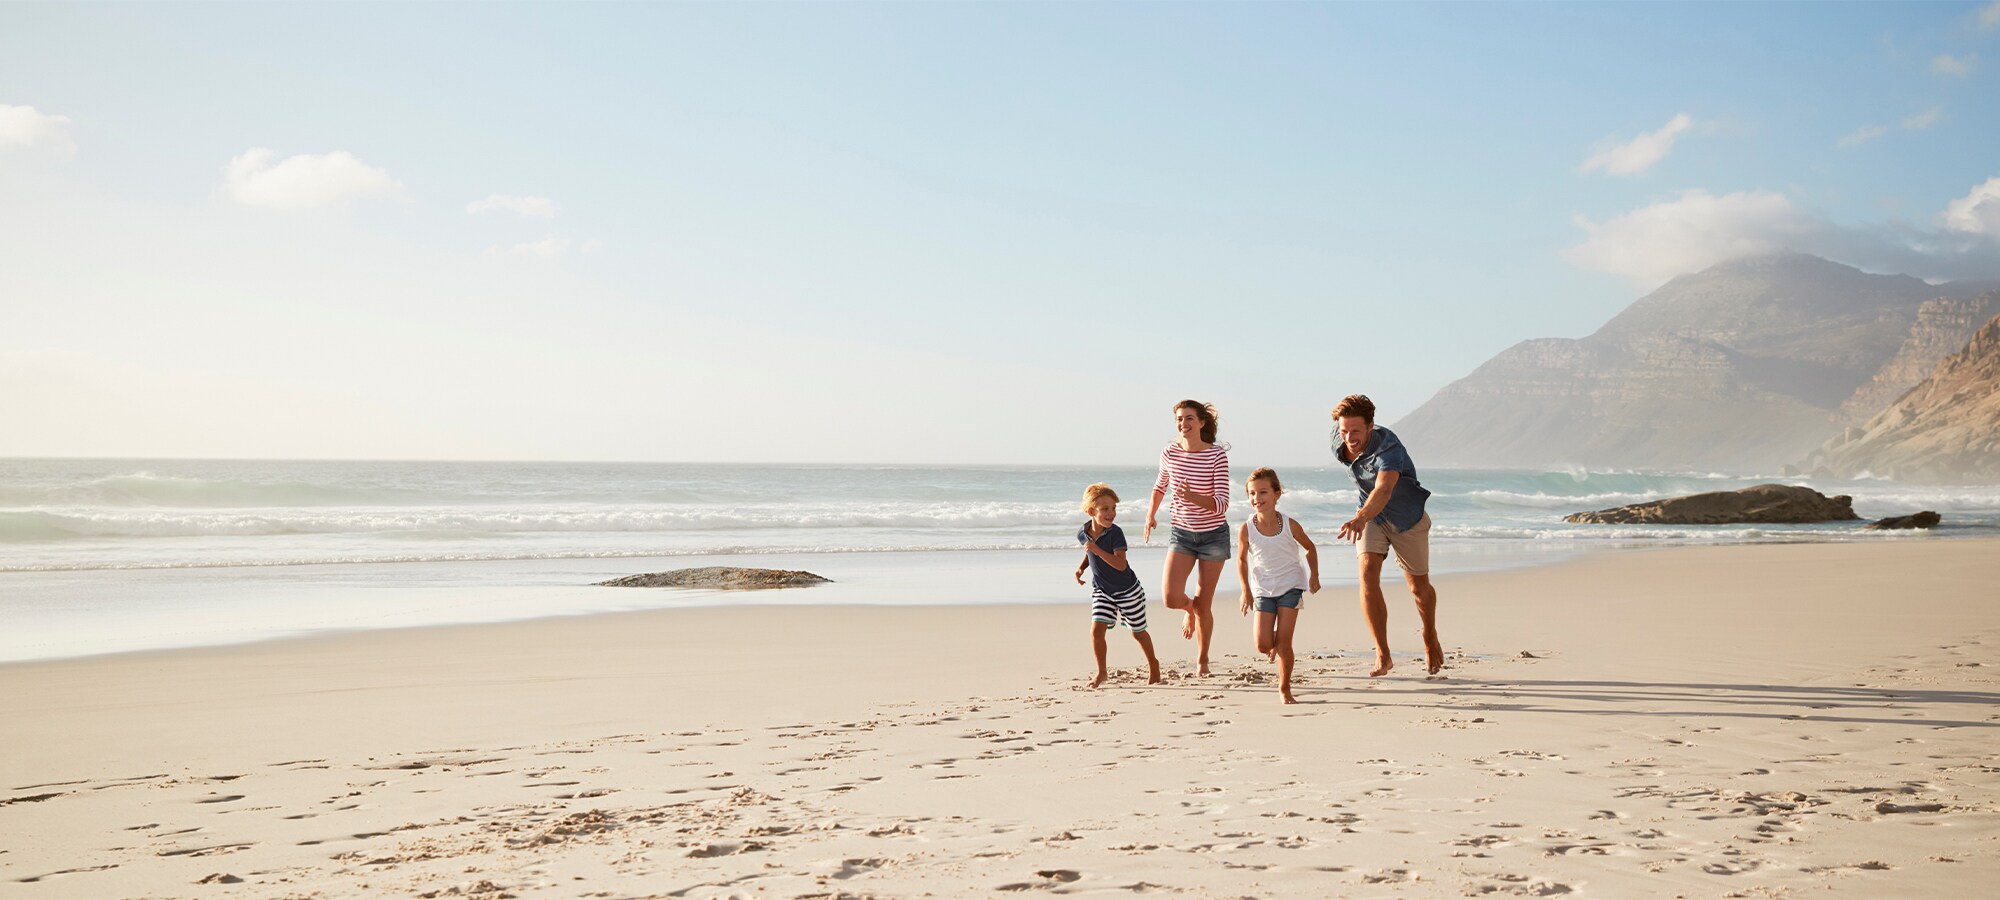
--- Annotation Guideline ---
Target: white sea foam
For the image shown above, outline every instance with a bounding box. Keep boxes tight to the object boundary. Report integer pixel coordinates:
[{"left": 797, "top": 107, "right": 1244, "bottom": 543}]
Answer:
[
  {"left": 2, "top": 459, "right": 1994, "bottom": 575},
  {"left": 1447, "top": 489, "right": 1671, "bottom": 508},
  {"left": 0, "top": 503, "right": 1082, "bottom": 541}
]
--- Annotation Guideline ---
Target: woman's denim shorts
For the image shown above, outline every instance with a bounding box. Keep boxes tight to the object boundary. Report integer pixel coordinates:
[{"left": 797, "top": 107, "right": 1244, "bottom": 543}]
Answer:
[{"left": 1168, "top": 525, "right": 1232, "bottom": 562}]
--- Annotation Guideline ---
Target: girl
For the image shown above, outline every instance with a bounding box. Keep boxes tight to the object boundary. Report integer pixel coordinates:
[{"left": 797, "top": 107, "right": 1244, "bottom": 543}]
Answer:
[
  {"left": 1143, "top": 399, "right": 1230, "bottom": 677},
  {"left": 1236, "top": 467, "right": 1319, "bottom": 704}
]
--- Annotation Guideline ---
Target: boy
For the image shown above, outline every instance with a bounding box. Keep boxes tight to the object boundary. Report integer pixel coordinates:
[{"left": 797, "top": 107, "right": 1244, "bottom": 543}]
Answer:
[{"left": 1076, "top": 483, "right": 1163, "bottom": 687}]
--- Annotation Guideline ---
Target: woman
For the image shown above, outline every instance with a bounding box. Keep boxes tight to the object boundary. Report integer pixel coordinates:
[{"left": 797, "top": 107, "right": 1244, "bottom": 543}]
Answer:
[{"left": 1143, "top": 399, "right": 1230, "bottom": 676}]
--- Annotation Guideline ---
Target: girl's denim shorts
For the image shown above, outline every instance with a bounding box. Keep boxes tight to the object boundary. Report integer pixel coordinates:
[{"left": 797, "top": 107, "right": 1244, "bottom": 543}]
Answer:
[
  {"left": 1168, "top": 525, "right": 1232, "bottom": 562},
  {"left": 1254, "top": 587, "right": 1305, "bottom": 614}
]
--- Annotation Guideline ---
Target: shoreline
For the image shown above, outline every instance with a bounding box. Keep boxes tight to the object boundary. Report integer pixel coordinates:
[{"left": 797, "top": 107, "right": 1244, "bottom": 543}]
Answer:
[
  {"left": 3, "top": 541, "right": 1604, "bottom": 665},
  {"left": 4, "top": 539, "right": 1998, "bottom": 896}
]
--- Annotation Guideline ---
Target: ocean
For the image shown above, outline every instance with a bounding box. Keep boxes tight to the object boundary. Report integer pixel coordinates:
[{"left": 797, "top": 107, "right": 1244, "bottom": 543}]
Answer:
[{"left": 4, "top": 458, "right": 1996, "bottom": 662}]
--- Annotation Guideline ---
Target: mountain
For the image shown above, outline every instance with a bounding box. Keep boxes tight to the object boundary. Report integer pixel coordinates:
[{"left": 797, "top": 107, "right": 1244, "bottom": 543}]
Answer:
[
  {"left": 1800, "top": 311, "right": 2000, "bottom": 484},
  {"left": 1394, "top": 254, "right": 1991, "bottom": 472},
  {"left": 1837, "top": 290, "right": 2000, "bottom": 424}
]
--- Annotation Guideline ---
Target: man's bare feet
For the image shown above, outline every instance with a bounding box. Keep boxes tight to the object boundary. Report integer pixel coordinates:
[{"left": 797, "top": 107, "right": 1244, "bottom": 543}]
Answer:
[
  {"left": 1280, "top": 689, "right": 1297, "bottom": 704},
  {"left": 1369, "top": 656, "right": 1394, "bottom": 677},
  {"left": 1089, "top": 671, "right": 1107, "bottom": 689},
  {"left": 1181, "top": 611, "right": 1196, "bottom": 640},
  {"left": 1425, "top": 638, "right": 1445, "bottom": 675}
]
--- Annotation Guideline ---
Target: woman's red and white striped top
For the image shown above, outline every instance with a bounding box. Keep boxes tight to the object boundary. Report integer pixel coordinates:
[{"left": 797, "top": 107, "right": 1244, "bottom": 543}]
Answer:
[{"left": 1153, "top": 443, "right": 1231, "bottom": 532}]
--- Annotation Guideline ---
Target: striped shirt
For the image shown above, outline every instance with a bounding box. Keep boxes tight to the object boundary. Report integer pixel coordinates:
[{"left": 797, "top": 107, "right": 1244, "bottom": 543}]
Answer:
[{"left": 1153, "top": 443, "right": 1231, "bottom": 532}]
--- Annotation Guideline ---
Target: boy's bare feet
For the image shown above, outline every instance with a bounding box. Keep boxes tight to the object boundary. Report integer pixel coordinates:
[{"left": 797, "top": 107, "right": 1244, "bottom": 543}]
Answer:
[
  {"left": 1089, "top": 671, "right": 1107, "bottom": 689},
  {"left": 1369, "top": 656, "right": 1394, "bottom": 677},
  {"left": 1280, "top": 689, "right": 1296, "bottom": 704},
  {"left": 1148, "top": 662, "right": 1162, "bottom": 684}
]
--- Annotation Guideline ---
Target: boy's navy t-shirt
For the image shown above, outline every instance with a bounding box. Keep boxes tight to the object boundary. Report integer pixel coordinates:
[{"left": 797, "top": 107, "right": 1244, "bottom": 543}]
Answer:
[{"left": 1079, "top": 523, "right": 1140, "bottom": 592}]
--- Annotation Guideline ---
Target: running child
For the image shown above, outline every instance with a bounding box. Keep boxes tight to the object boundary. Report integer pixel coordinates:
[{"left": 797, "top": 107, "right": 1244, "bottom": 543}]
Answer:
[
  {"left": 1235, "top": 467, "right": 1319, "bottom": 704},
  {"left": 1075, "top": 483, "right": 1163, "bottom": 688}
]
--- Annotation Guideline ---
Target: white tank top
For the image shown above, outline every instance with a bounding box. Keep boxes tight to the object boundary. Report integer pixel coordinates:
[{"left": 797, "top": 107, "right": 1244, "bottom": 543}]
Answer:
[{"left": 1246, "top": 512, "right": 1308, "bottom": 599}]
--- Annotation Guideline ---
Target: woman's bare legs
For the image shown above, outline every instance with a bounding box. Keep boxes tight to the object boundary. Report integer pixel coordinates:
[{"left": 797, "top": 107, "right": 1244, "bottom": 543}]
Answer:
[
  {"left": 1192, "top": 558, "right": 1223, "bottom": 676},
  {"left": 1162, "top": 550, "right": 1196, "bottom": 638}
]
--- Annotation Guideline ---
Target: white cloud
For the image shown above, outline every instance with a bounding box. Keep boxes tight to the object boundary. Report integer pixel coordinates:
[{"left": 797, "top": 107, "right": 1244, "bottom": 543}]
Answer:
[
  {"left": 1565, "top": 183, "right": 2000, "bottom": 289},
  {"left": 1561, "top": 190, "right": 1816, "bottom": 288},
  {"left": 224, "top": 148, "right": 403, "bottom": 209},
  {"left": 467, "top": 194, "right": 556, "bottom": 217},
  {"left": 0, "top": 104, "right": 77, "bottom": 159},
  {"left": 487, "top": 235, "right": 576, "bottom": 260},
  {"left": 1981, "top": 1, "right": 2000, "bottom": 30},
  {"left": 1931, "top": 53, "right": 1976, "bottom": 78},
  {"left": 1836, "top": 125, "right": 1887, "bottom": 149},
  {"left": 1837, "top": 107, "right": 1943, "bottom": 150},
  {"left": 1944, "top": 177, "right": 2000, "bottom": 237},
  {"left": 1579, "top": 113, "right": 1694, "bottom": 177}
]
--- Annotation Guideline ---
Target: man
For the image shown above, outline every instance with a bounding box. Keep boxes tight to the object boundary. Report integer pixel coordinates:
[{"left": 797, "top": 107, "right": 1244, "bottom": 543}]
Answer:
[{"left": 1330, "top": 394, "right": 1442, "bottom": 677}]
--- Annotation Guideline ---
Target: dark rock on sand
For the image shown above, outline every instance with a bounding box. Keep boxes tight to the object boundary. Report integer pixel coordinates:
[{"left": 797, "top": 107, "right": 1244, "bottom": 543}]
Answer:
[
  {"left": 1564, "top": 483, "right": 1860, "bottom": 525},
  {"left": 1865, "top": 511, "right": 1942, "bottom": 530},
  {"left": 597, "top": 567, "right": 831, "bottom": 590}
]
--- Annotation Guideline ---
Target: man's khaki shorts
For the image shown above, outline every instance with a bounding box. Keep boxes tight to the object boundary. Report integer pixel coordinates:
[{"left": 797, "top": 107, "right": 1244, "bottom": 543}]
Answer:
[{"left": 1358, "top": 512, "right": 1431, "bottom": 576}]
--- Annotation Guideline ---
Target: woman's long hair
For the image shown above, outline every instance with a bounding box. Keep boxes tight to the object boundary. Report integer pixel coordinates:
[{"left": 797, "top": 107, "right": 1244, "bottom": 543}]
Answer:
[{"left": 1175, "top": 399, "right": 1219, "bottom": 445}]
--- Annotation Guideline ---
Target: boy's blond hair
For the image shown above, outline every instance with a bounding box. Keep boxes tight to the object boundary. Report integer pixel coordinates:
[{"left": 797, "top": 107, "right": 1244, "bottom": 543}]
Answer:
[
  {"left": 1080, "top": 482, "right": 1120, "bottom": 511},
  {"left": 1248, "top": 466, "right": 1283, "bottom": 495}
]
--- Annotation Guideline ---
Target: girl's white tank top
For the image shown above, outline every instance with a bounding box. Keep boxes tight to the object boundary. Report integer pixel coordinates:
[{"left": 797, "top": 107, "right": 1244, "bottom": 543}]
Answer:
[{"left": 1246, "top": 511, "right": 1308, "bottom": 599}]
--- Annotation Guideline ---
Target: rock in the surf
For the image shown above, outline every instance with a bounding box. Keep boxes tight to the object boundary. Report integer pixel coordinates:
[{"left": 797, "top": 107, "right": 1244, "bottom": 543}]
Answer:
[
  {"left": 1863, "top": 511, "right": 1942, "bottom": 530},
  {"left": 1563, "top": 484, "right": 1860, "bottom": 525},
  {"left": 596, "top": 567, "right": 831, "bottom": 590}
]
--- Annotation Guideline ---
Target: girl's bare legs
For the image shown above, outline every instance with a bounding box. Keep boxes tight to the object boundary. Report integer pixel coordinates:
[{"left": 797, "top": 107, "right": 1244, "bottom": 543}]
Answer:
[
  {"left": 1090, "top": 622, "right": 1111, "bottom": 688},
  {"left": 1275, "top": 607, "right": 1301, "bottom": 703},
  {"left": 1162, "top": 551, "right": 1196, "bottom": 638},
  {"left": 1192, "top": 558, "right": 1224, "bottom": 676}
]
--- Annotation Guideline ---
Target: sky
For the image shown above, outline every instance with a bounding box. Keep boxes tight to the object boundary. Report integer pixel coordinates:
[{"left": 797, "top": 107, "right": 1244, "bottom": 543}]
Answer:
[{"left": 3, "top": 1, "right": 1998, "bottom": 466}]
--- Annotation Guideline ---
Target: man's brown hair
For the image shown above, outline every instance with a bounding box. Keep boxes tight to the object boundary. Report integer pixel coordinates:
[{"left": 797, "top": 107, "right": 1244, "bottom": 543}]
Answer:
[{"left": 1332, "top": 394, "right": 1376, "bottom": 425}]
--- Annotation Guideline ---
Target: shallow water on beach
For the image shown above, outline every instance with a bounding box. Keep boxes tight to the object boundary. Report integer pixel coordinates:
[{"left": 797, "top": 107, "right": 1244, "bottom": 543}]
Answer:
[{"left": 3, "top": 459, "right": 1995, "bottom": 661}]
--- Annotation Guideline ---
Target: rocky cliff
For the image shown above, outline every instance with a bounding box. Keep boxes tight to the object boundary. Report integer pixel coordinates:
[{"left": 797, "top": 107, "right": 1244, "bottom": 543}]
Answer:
[
  {"left": 1801, "top": 312, "right": 2000, "bottom": 483},
  {"left": 1394, "top": 254, "right": 1991, "bottom": 472},
  {"left": 1837, "top": 291, "right": 2000, "bottom": 424}
]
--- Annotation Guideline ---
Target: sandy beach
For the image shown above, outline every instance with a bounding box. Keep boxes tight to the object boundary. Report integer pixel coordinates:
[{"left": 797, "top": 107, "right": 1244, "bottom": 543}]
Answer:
[{"left": 4, "top": 539, "right": 1998, "bottom": 898}]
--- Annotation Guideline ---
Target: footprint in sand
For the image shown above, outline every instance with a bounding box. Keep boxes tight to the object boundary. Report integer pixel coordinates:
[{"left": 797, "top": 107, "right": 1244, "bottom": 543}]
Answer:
[
  {"left": 1360, "top": 868, "right": 1411, "bottom": 883},
  {"left": 13, "top": 864, "right": 121, "bottom": 883}
]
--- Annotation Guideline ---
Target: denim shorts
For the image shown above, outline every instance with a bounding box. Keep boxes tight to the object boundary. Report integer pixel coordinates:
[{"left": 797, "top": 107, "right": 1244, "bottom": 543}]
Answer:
[
  {"left": 1168, "top": 525, "right": 1232, "bottom": 562},
  {"left": 1254, "top": 587, "right": 1305, "bottom": 614}
]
